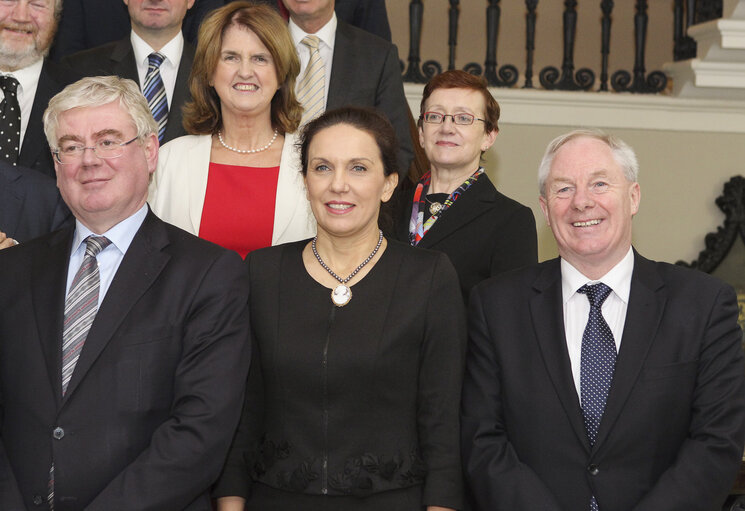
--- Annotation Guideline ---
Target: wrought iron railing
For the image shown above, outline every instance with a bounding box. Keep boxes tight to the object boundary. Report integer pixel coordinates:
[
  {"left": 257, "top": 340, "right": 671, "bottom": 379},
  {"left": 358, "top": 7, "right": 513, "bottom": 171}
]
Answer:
[{"left": 401, "top": 0, "right": 723, "bottom": 94}]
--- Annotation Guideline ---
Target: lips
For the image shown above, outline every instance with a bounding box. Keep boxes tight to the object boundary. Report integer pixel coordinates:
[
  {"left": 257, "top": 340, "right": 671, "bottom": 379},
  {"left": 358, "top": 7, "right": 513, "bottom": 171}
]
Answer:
[
  {"left": 2, "top": 25, "right": 34, "bottom": 37},
  {"left": 234, "top": 83, "right": 259, "bottom": 91},
  {"left": 326, "top": 202, "right": 354, "bottom": 214},
  {"left": 435, "top": 140, "right": 458, "bottom": 147}
]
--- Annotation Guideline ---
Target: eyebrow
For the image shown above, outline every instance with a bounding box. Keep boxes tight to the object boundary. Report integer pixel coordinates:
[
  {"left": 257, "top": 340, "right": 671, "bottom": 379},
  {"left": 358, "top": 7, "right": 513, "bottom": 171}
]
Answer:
[{"left": 57, "top": 129, "right": 125, "bottom": 144}]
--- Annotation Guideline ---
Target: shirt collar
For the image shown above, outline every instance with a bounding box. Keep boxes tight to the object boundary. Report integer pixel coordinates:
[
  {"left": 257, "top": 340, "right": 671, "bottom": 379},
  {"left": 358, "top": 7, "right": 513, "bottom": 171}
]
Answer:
[
  {"left": 561, "top": 247, "right": 634, "bottom": 305},
  {"left": 130, "top": 30, "right": 184, "bottom": 69},
  {"left": 71, "top": 204, "right": 148, "bottom": 257},
  {"left": 289, "top": 12, "right": 337, "bottom": 50},
  {"left": 0, "top": 58, "right": 44, "bottom": 94}
]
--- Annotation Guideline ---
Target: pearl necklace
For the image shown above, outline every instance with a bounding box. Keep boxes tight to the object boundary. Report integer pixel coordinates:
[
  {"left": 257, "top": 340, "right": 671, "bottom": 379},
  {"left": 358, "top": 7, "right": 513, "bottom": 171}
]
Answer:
[
  {"left": 312, "top": 230, "right": 384, "bottom": 307},
  {"left": 217, "top": 129, "right": 278, "bottom": 154}
]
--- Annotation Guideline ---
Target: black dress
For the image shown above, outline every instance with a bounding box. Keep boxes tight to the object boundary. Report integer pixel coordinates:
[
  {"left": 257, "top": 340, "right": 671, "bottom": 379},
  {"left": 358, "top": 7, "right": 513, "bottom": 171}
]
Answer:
[{"left": 214, "top": 239, "right": 466, "bottom": 510}]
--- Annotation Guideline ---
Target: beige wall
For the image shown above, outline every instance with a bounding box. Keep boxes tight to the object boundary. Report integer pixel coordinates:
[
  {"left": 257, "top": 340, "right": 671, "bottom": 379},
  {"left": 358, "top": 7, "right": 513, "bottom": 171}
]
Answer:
[{"left": 387, "top": 1, "right": 745, "bottom": 266}]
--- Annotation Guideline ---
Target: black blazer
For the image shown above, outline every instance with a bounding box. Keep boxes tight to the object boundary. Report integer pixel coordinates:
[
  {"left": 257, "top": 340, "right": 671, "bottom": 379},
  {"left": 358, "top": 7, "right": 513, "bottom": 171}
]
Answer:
[
  {"left": 327, "top": 20, "right": 413, "bottom": 179},
  {"left": 0, "top": 162, "right": 70, "bottom": 243},
  {"left": 461, "top": 253, "right": 745, "bottom": 510},
  {"left": 19, "top": 59, "right": 78, "bottom": 178},
  {"left": 393, "top": 175, "right": 538, "bottom": 302},
  {"left": 335, "top": 0, "right": 391, "bottom": 41},
  {"left": 214, "top": 239, "right": 465, "bottom": 509},
  {"left": 0, "top": 211, "right": 250, "bottom": 511},
  {"left": 64, "top": 37, "right": 195, "bottom": 144}
]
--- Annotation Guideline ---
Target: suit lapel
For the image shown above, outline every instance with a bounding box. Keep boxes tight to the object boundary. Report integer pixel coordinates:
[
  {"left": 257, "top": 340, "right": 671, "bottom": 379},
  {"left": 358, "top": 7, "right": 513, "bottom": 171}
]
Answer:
[
  {"left": 19, "top": 60, "right": 58, "bottom": 171},
  {"left": 416, "top": 177, "right": 497, "bottom": 249},
  {"left": 326, "top": 21, "right": 352, "bottom": 108},
  {"left": 62, "top": 211, "right": 171, "bottom": 401},
  {"left": 0, "top": 167, "right": 22, "bottom": 237},
  {"left": 530, "top": 260, "right": 591, "bottom": 452},
  {"left": 162, "top": 42, "right": 194, "bottom": 142},
  {"left": 110, "top": 38, "right": 139, "bottom": 82},
  {"left": 593, "top": 252, "right": 665, "bottom": 451},
  {"left": 32, "top": 228, "right": 73, "bottom": 405}
]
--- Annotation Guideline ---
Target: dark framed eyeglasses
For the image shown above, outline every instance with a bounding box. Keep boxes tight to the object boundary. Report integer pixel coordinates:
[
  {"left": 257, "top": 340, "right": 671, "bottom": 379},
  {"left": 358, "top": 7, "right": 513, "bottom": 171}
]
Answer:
[
  {"left": 421, "top": 111, "right": 486, "bottom": 126},
  {"left": 53, "top": 136, "right": 140, "bottom": 164}
]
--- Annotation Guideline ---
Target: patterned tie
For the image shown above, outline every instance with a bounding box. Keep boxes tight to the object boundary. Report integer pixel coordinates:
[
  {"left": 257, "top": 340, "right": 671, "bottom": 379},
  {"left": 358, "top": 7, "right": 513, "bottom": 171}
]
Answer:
[
  {"left": 61, "top": 236, "right": 111, "bottom": 395},
  {"left": 0, "top": 75, "right": 21, "bottom": 165},
  {"left": 297, "top": 35, "right": 326, "bottom": 124},
  {"left": 143, "top": 52, "right": 168, "bottom": 143},
  {"left": 578, "top": 282, "right": 616, "bottom": 511}
]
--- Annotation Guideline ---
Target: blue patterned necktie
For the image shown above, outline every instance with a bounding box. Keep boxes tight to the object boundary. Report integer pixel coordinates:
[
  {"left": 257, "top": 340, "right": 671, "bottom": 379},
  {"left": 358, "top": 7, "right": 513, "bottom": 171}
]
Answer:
[
  {"left": 578, "top": 282, "right": 616, "bottom": 511},
  {"left": 143, "top": 52, "right": 168, "bottom": 143}
]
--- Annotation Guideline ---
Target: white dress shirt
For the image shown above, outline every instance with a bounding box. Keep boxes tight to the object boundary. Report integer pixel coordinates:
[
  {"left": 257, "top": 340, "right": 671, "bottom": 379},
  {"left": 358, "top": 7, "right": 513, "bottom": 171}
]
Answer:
[
  {"left": 66, "top": 205, "right": 148, "bottom": 307},
  {"left": 131, "top": 30, "right": 184, "bottom": 106},
  {"left": 0, "top": 58, "right": 44, "bottom": 148},
  {"left": 561, "top": 247, "right": 634, "bottom": 397},
  {"left": 289, "top": 13, "right": 337, "bottom": 109}
]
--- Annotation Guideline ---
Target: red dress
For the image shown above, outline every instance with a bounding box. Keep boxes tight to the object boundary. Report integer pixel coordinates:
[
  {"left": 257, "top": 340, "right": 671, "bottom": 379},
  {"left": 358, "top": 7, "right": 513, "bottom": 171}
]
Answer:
[{"left": 199, "top": 162, "right": 280, "bottom": 258}]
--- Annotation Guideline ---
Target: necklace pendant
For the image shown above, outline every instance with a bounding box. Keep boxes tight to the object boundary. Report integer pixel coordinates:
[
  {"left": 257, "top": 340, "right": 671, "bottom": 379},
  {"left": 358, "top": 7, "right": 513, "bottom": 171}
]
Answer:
[
  {"left": 331, "top": 284, "right": 352, "bottom": 307},
  {"left": 429, "top": 201, "right": 443, "bottom": 215}
]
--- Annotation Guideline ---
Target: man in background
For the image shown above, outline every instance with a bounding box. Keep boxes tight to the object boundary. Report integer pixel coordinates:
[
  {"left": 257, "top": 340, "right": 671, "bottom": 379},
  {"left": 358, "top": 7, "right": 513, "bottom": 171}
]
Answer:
[{"left": 65, "top": 0, "right": 197, "bottom": 144}]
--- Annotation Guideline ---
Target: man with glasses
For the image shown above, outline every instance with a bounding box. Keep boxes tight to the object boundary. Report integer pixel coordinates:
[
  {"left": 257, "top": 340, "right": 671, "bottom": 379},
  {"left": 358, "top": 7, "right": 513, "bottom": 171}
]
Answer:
[{"left": 0, "top": 76, "right": 250, "bottom": 510}]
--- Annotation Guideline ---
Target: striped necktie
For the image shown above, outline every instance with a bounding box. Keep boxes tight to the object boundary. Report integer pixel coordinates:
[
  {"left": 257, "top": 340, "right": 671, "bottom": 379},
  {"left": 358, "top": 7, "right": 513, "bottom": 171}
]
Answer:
[
  {"left": 297, "top": 35, "right": 326, "bottom": 125},
  {"left": 143, "top": 52, "right": 168, "bottom": 143},
  {"left": 62, "top": 235, "right": 111, "bottom": 395}
]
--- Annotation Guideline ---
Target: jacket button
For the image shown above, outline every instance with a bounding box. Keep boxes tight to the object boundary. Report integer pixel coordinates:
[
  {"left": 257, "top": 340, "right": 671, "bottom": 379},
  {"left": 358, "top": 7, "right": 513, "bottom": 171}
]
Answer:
[
  {"left": 52, "top": 427, "right": 64, "bottom": 440},
  {"left": 32, "top": 495, "right": 43, "bottom": 505},
  {"left": 588, "top": 464, "right": 599, "bottom": 476}
]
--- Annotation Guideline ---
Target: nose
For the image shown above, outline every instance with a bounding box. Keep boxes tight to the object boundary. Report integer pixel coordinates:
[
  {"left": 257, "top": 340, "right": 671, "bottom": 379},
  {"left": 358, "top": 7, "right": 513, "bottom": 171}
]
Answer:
[
  {"left": 329, "top": 167, "right": 349, "bottom": 193},
  {"left": 11, "top": 1, "right": 31, "bottom": 21},
  {"left": 571, "top": 186, "right": 595, "bottom": 211},
  {"left": 439, "top": 115, "right": 456, "bottom": 132},
  {"left": 80, "top": 146, "right": 102, "bottom": 165},
  {"left": 238, "top": 59, "right": 255, "bottom": 77}
]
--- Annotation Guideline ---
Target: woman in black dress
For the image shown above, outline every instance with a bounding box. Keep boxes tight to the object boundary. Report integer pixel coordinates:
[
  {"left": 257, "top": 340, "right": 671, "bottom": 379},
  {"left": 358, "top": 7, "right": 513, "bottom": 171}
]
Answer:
[{"left": 214, "top": 107, "right": 465, "bottom": 511}]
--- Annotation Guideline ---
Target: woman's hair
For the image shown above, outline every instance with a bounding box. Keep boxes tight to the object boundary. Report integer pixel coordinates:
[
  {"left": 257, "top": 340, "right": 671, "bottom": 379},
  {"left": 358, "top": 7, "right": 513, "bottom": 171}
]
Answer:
[
  {"left": 419, "top": 70, "right": 500, "bottom": 134},
  {"left": 298, "top": 106, "right": 400, "bottom": 178},
  {"left": 44, "top": 76, "right": 157, "bottom": 146},
  {"left": 182, "top": 2, "right": 302, "bottom": 135}
]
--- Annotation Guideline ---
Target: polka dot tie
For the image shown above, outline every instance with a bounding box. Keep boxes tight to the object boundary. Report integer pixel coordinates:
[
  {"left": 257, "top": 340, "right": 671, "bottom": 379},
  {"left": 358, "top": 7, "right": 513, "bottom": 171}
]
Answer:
[
  {"left": 0, "top": 75, "right": 21, "bottom": 165},
  {"left": 578, "top": 282, "right": 616, "bottom": 511}
]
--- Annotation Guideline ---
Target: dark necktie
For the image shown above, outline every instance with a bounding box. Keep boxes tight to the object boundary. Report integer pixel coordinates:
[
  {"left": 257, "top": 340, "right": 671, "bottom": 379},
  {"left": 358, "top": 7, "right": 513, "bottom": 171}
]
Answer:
[
  {"left": 0, "top": 75, "right": 21, "bottom": 164},
  {"left": 578, "top": 282, "right": 616, "bottom": 511},
  {"left": 143, "top": 52, "right": 168, "bottom": 143}
]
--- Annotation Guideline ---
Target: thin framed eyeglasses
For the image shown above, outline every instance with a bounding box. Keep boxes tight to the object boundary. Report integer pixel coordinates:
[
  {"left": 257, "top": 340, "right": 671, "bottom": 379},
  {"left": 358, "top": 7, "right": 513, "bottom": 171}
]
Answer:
[
  {"left": 53, "top": 136, "right": 140, "bottom": 164},
  {"left": 421, "top": 112, "right": 486, "bottom": 125}
]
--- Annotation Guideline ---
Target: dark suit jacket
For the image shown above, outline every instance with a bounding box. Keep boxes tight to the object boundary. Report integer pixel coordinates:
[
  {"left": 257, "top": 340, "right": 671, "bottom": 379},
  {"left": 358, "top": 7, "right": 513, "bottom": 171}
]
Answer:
[
  {"left": 327, "top": 20, "right": 413, "bottom": 179},
  {"left": 19, "top": 60, "right": 77, "bottom": 178},
  {"left": 335, "top": 0, "right": 391, "bottom": 41},
  {"left": 64, "top": 37, "right": 194, "bottom": 144},
  {"left": 461, "top": 253, "right": 745, "bottom": 511},
  {"left": 392, "top": 175, "right": 537, "bottom": 302},
  {"left": 0, "top": 210, "right": 250, "bottom": 511},
  {"left": 0, "top": 162, "right": 70, "bottom": 243},
  {"left": 49, "top": 0, "right": 223, "bottom": 61}
]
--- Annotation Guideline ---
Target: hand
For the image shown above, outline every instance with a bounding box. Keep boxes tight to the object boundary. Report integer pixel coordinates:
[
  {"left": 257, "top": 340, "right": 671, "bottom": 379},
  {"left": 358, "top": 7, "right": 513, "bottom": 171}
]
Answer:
[
  {"left": 0, "top": 231, "right": 16, "bottom": 250},
  {"left": 216, "top": 497, "right": 246, "bottom": 511},
  {"left": 427, "top": 507, "right": 457, "bottom": 511}
]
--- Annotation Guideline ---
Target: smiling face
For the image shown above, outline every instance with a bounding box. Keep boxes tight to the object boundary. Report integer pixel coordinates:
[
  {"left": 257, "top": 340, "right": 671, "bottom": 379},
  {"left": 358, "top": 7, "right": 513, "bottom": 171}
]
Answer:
[
  {"left": 304, "top": 123, "right": 397, "bottom": 241},
  {"left": 418, "top": 87, "right": 497, "bottom": 175},
  {"left": 54, "top": 101, "right": 158, "bottom": 234},
  {"left": 539, "top": 136, "right": 640, "bottom": 278},
  {"left": 282, "top": 0, "right": 334, "bottom": 31},
  {"left": 0, "top": 0, "right": 57, "bottom": 71},
  {"left": 212, "top": 24, "right": 278, "bottom": 123},
  {"left": 124, "top": 0, "right": 194, "bottom": 39}
]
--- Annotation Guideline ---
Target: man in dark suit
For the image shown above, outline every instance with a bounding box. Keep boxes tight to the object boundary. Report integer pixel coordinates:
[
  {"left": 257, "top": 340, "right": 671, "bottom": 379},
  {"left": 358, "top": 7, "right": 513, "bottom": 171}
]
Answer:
[
  {"left": 0, "top": 0, "right": 77, "bottom": 177},
  {"left": 0, "top": 76, "right": 250, "bottom": 510},
  {"left": 461, "top": 129, "right": 745, "bottom": 511},
  {"left": 49, "top": 0, "right": 223, "bottom": 61},
  {"left": 282, "top": 0, "right": 413, "bottom": 179},
  {"left": 64, "top": 0, "right": 197, "bottom": 144},
  {"left": 0, "top": 162, "right": 70, "bottom": 247}
]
